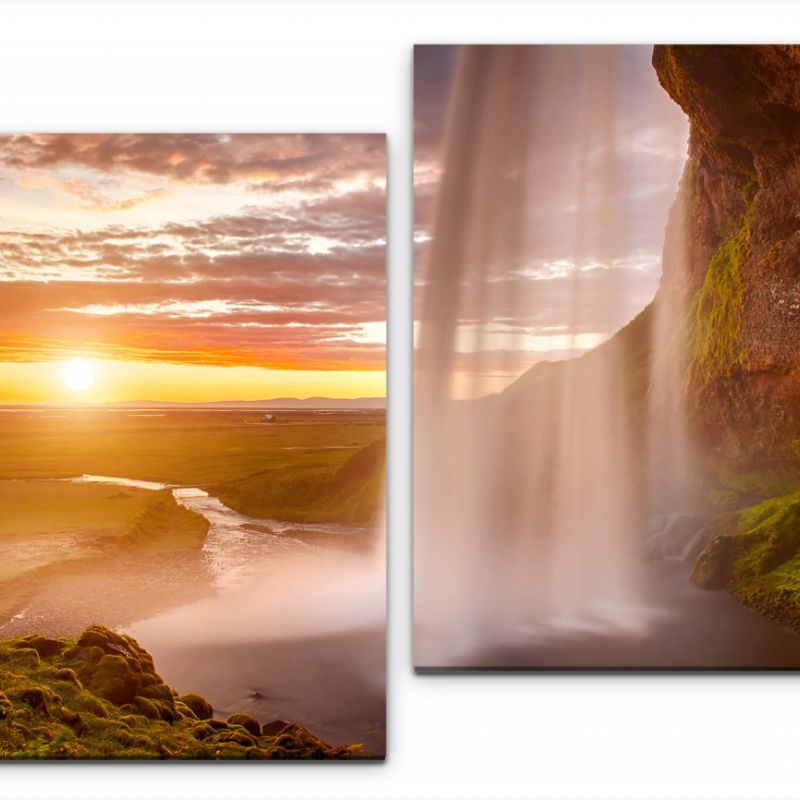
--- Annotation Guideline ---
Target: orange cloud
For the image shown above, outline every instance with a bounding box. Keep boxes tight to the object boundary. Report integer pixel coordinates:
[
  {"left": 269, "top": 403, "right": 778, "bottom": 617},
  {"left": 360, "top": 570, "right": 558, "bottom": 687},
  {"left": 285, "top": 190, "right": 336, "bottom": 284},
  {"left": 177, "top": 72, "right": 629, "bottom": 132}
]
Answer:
[{"left": 0, "top": 134, "right": 386, "bottom": 382}]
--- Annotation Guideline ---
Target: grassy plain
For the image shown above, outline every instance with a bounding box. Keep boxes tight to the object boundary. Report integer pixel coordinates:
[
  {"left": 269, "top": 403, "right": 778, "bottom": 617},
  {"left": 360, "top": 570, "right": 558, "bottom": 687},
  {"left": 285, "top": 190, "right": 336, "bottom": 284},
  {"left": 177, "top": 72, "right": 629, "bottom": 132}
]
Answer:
[
  {"left": 0, "top": 408, "right": 385, "bottom": 486},
  {"left": 0, "top": 481, "right": 208, "bottom": 620},
  {"left": 0, "top": 407, "right": 385, "bottom": 622}
]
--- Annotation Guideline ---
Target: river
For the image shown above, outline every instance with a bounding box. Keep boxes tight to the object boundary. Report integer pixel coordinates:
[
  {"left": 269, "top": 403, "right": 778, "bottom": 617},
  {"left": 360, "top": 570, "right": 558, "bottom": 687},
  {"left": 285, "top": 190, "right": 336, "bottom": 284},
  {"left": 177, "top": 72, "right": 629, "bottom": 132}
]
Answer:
[{"left": 62, "top": 474, "right": 386, "bottom": 754}]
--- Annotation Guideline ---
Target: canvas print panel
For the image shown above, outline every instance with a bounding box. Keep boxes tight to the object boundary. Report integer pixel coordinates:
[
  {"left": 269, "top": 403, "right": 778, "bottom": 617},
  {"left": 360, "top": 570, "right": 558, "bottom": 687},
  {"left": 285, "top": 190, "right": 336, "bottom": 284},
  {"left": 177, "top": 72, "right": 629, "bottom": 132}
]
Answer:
[
  {"left": 414, "top": 45, "right": 800, "bottom": 669},
  {"left": 0, "top": 133, "right": 386, "bottom": 757}
]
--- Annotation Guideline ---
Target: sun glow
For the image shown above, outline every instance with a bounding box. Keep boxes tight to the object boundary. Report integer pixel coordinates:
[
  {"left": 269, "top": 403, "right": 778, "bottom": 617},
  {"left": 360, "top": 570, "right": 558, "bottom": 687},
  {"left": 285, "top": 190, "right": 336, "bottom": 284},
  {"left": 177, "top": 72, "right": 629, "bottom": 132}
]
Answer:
[{"left": 62, "top": 358, "right": 96, "bottom": 392}]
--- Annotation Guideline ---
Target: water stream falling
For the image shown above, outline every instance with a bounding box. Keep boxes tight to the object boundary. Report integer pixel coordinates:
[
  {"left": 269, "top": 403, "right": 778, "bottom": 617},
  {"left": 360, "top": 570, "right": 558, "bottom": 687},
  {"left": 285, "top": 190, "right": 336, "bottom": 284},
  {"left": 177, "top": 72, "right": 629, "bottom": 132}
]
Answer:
[{"left": 415, "top": 45, "right": 689, "bottom": 663}]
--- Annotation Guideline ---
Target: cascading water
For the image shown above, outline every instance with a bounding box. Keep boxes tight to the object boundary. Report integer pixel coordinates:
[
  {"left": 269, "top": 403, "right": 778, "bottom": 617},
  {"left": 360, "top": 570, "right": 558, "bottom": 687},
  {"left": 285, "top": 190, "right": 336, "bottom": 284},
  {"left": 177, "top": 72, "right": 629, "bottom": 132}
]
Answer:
[
  {"left": 646, "top": 170, "right": 699, "bottom": 521},
  {"left": 414, "top": 45, "right": 689, "bottom": 664}
]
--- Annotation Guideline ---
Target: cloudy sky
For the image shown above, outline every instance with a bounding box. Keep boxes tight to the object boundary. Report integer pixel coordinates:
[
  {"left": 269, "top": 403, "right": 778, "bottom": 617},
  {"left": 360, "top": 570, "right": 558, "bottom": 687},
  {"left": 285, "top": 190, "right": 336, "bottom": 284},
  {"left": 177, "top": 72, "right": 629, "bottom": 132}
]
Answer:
[
  {"left": 414, "top": 46, "right": 689, "bottom": 397},
  {"left": 0, "top": 133, "right": 385, "bottom": 403}
]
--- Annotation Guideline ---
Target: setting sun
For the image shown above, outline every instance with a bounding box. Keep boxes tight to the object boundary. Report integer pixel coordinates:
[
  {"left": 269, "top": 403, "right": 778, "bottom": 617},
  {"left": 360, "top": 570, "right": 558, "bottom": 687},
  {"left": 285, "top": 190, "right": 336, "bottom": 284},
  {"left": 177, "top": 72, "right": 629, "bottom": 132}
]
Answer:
[{"left": 62, "top": 358, "right": 96, "bottom": 392}]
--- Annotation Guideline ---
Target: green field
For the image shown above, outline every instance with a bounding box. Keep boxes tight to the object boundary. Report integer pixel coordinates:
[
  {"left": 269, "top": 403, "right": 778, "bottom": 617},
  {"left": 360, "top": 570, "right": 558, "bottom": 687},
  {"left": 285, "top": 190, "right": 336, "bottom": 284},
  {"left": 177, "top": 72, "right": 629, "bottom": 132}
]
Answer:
[
  {"left": 0, "top": 408, "right": 385, "bottom": 487},
  {"left": 0, "top": 407, "right": 385, "bottom": 622},
  {"left": 0, "top": 480, "right": 209, "bottom": 619}
]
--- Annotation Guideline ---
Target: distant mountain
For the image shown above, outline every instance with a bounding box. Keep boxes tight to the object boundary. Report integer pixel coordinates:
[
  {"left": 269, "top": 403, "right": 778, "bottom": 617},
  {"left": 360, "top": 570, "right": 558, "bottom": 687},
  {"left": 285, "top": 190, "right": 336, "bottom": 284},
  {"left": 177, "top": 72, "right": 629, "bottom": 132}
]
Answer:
[
  {"left": 106, "top": 397, "right": 386, "bottom": 410},
  {"left": 0, "top": 397, "right": 386, "bottom": 411}
]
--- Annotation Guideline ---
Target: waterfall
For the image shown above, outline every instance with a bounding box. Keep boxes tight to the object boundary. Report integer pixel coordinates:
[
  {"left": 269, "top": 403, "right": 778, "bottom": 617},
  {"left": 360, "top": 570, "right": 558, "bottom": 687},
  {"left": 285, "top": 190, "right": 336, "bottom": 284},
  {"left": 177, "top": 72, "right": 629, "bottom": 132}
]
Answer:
[
  {"left": 414, "top": 45, "right": 688, "bottom": 663},
  {"left": 646, "top": 168, "right": 698, "bottom": 518}
]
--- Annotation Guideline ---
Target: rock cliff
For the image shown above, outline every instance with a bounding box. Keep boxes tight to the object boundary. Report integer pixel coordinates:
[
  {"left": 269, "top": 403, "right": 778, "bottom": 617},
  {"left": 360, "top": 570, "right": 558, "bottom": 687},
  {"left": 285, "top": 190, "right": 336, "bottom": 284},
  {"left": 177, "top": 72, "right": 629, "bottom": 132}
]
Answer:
[
  {"left": 653, "top": 45, "right": 800, "bottom": 468},
  {"left": 653, "top": 46, "right": 800, "bottom": 626}
]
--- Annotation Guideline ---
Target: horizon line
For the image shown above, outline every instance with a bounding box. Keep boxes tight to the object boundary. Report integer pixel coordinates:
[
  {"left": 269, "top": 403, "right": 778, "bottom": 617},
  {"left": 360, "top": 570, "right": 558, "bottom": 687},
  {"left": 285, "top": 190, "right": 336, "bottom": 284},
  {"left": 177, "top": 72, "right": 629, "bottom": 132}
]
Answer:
[{"left": 0, "top": 396, "right": 386, "bottom": 406}]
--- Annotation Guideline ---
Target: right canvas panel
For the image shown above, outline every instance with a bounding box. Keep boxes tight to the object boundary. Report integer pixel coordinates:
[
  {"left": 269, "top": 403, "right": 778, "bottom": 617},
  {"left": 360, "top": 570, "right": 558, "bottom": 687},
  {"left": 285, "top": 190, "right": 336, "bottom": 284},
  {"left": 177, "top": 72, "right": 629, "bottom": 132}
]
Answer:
[{"left": 414, "top": 44, "right": 800, "bottom": 669}]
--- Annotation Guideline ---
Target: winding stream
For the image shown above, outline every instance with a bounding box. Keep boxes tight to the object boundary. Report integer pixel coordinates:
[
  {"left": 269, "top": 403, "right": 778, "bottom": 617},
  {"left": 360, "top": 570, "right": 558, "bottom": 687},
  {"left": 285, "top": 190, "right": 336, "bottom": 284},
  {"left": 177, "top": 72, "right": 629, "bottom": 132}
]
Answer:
[
  {"left": 68, "top": 474, "right": 368, "bottom": 591},
  {"left": 63, "top": 474, "right": 385, "bottom": 752}
]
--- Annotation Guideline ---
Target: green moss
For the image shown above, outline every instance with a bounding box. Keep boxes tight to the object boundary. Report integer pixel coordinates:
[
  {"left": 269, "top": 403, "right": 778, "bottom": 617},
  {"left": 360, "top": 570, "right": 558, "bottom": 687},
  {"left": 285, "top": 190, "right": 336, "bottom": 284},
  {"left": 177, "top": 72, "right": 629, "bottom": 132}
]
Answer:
[
  {"left": 226, "top": 712, "right": 261, "bottom": 737},
  {"left": 179, "top": 692, "right": 212, "bottom": 720},
  {"left": 703, "top": 460, "right": 800, "bottom": 510},
  {"left": 0, "top": 624, "right": 364, "bottom": 760},
  {"left": 692, "top": 491, "right": 800, "bottom": 629},
  {"left": 688, "top": 202, "right": 754, "bottom": 388}
]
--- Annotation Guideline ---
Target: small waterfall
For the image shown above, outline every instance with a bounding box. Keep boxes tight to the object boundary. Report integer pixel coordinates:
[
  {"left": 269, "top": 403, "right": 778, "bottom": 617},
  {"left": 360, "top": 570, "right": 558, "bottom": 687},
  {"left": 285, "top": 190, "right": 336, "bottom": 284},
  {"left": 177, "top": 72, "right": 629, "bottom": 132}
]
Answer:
[{"left": 415, "top": 46, "right": 688, "bottom": 662}]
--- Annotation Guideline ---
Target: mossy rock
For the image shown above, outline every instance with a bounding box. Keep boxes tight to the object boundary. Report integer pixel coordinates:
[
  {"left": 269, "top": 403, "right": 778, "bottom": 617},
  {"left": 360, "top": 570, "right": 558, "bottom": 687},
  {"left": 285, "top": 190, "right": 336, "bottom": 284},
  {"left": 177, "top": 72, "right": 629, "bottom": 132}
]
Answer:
[
  {"left": 54, "top": 668, "right": 82, "bottom": 689},
  {"left": 0, "top": 692, "right": 13, "bottom": 721},
  {"left": 64, "top": 645, "right": 105, "bottom": 667},
  {"left": 261, "top": 719, "right": 291, "bottom": 737},
  {"left": 86, "top": 654, "right": 141, "bottom": 705},
  {"left": 189, "top": 722, "right": 216, "bottom": 740},
  {"left": 13, "top": 635, "right": 65, "bottom": 659},
  {"left": 210, "top": 729, "right": 257, "bottom": 747},
  {"left": 10, "top": 648, "right": 41, "bottom": 668},
  {"left": 139, "top": 682, "right": 173, "bottom": 704},
  {"left": 174, "top": 701, "right": 198, "bottom": 720},
  {"left": 245, "top": 746, "right": 271, "bottom": 759},
  {"left": 179, "top": 693, "right": 213, "bottom": 721},
  {"left": 691, "top": 492, "right": 800, "bottom": 631},
  {"left": 226, "top": 712, "right": 261, "bottom": 737},
  {"left": 18, "top": 686, "right": 56, "bottom": 715},
  {"left": 0, "top": 625, "right": 358, "bottom": 759},
  {"left": 131, "top": 696, "right": 161, "bottom": 720},
  {"left": 691, "top": 533, "right": 749, "bottom": 588}
]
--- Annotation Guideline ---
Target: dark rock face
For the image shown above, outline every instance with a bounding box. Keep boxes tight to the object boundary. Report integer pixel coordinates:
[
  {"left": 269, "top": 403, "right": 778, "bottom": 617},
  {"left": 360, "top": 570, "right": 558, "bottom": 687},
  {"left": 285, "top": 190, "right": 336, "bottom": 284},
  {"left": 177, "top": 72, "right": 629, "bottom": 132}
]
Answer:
[{"left": 653, "top": 45, "right": 800, "bottom": 466}]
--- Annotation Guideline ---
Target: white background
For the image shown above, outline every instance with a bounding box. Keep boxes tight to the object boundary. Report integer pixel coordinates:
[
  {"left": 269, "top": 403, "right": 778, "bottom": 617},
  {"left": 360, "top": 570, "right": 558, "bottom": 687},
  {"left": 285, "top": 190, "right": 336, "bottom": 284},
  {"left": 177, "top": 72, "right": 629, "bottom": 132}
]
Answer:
[{"left": 2, "top": 1, "right": 800, "bottom": 798}]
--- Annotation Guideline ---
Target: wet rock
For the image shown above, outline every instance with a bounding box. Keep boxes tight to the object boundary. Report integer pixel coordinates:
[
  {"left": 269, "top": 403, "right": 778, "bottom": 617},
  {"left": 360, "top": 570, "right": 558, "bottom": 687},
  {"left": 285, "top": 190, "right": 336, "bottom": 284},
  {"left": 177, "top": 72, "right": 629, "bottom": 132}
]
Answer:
[{"left": 691, "top": 534, "right": 749, "bottom": 589}]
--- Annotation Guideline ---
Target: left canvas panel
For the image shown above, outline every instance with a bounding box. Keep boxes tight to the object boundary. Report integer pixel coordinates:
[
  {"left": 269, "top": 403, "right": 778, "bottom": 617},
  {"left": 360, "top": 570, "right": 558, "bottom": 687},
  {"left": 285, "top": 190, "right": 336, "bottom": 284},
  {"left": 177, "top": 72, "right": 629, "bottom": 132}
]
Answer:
[{"left": 0, "top": 133, "right": 386, "bottom": 759}]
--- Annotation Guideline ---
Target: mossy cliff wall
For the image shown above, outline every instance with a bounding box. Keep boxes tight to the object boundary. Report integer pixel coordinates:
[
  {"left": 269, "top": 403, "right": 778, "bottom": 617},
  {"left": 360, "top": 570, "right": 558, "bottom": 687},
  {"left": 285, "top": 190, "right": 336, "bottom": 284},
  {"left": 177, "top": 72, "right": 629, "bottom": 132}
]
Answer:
[{"left": 653, "top": 45, "right": 800, "bottom": 469}]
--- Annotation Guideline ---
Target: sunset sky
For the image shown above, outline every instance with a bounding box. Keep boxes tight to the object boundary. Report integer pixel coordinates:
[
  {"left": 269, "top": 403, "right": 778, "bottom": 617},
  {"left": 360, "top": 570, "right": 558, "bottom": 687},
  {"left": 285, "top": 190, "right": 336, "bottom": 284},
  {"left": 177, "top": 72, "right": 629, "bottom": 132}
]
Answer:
[
  {"left": 414, "top": 46, "right": 689, "bottom": 396},
  {"left": 0, "top": 133, "right": 385, "bottom": 403}
]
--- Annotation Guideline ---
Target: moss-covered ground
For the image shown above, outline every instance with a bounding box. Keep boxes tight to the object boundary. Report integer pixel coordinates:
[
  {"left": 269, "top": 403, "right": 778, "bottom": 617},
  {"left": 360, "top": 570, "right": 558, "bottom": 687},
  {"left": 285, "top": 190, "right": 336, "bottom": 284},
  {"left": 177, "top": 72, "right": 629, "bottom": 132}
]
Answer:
[
  {"left": 692, "top": 491, "right": 800, "bottom": 630},
  {"left": 0, "top": 624, "right": 360, "bottom": 759}
]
